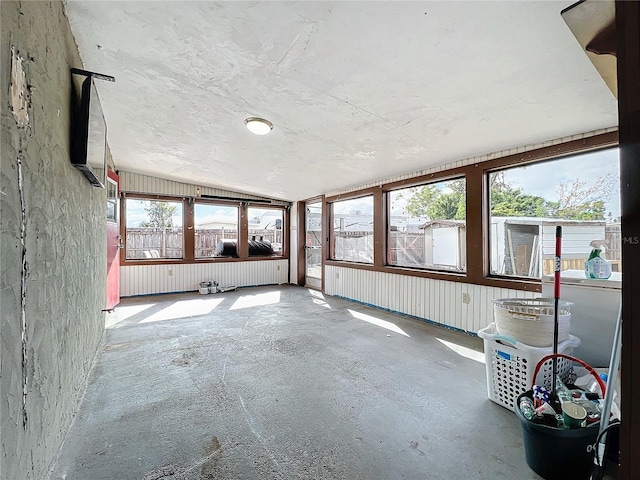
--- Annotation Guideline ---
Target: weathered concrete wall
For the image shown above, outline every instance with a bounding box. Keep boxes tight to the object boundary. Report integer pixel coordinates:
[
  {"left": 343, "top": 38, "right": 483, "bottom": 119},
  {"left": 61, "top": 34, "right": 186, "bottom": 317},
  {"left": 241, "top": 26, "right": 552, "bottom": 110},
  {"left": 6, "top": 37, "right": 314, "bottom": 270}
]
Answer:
[{"left": 1, "top": 2, "right": 106, "bottom": 479}]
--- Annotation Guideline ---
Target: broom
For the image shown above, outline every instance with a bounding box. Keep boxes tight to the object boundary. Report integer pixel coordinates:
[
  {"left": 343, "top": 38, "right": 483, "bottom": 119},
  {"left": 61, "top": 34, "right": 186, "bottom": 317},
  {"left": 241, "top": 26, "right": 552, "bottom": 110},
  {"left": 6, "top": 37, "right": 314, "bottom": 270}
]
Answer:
[{"left": 552, "top": 226, "right": 562, "bottom": 406}]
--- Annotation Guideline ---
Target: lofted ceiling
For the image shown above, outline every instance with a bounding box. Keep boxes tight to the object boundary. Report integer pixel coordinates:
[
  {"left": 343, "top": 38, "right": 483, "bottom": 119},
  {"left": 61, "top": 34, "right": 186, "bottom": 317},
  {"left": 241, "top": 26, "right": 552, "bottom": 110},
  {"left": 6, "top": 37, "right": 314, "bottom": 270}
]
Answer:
[{"left": 64, "top": 1, "right": 618, "bottom": 202}]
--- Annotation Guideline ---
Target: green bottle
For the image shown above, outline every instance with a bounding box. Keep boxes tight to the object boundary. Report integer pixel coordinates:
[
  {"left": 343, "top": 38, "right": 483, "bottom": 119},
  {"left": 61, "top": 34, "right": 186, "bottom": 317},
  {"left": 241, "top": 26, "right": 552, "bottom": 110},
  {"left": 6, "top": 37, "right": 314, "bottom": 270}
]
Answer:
[{"left": 585, "top": 240, "right": 611, "bottom": 279}]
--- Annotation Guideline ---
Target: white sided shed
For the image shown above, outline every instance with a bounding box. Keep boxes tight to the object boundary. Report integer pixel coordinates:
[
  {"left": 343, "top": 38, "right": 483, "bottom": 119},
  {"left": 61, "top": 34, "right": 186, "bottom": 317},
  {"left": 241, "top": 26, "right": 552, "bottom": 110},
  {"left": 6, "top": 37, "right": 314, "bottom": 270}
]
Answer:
[
  {"left": 421, "top": 220, "right": 467, "bottom": 272},
  {"left": 490, "top": 217, "right": 605, "bottom": 278}
]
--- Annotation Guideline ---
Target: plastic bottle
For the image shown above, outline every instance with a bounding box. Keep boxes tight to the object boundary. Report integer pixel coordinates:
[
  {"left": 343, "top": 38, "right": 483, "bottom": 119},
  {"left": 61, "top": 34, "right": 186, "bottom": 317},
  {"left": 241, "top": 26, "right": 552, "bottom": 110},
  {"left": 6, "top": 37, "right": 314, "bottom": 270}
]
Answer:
[
  {"left": 585, "top": 240, "right": 611, "bottom": 279},
  {"left": 519, "top": 397, "right": 536, "bottom": 420},
  {"left": 555, "top": 377, "right": 573, "bottom": 404},
  {"left": 574, "top": 373, "right": 604, "bottom": 398}
]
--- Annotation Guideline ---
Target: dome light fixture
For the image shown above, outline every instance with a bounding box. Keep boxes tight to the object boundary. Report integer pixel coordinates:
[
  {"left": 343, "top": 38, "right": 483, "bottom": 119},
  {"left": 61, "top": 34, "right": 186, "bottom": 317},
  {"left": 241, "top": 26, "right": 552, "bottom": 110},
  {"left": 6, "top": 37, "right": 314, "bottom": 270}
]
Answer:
[{"left": 244, "top": 117, "right": 273, "bottom": 135}]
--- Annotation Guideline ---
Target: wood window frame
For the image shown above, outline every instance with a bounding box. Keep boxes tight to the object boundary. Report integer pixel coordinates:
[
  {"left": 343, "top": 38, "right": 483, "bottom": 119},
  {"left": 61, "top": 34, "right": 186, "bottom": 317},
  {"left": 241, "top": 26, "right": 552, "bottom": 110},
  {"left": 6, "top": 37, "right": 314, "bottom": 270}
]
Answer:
[
  {"left": 120, "top": 194, "right": 187, "bottom": 263},
  {"left": 385, "top": 173, "right": 467, "bottom": 273},
  {"left": 327, "top": 191, "right": 376, "bottom": 264},
  {"left": 297, "top": 196, "right": 325, "bottom": 288},
  {"left": 617, "top": 1, "right": 640, "bottom": 476},
  {"left": 246, "top": 204, "right": 288, "bottom": 258},
  {"left": 120, "top": 193, "right": 289, "bottom": 266},
  {"left": 192, "top": 200, "right": 240, "bottom": 260},
  {"left": 325, "top": 131, "right": 618, "bottom": 292}
]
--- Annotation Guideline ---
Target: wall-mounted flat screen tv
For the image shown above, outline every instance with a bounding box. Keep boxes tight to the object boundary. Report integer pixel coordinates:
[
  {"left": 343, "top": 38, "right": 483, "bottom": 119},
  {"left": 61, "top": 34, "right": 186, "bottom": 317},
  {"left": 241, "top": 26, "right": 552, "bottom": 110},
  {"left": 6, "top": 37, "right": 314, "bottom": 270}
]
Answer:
[{"left": 71, "top": 75, "right": 107, "bottom": 188}]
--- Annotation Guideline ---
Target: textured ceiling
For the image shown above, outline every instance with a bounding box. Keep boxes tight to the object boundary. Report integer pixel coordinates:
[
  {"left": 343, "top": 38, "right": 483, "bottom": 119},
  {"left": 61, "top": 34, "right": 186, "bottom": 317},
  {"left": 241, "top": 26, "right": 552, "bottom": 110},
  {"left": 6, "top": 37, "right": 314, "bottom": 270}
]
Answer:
[{"left": 64, "top": 1, "right": 617, "bottom": 201}]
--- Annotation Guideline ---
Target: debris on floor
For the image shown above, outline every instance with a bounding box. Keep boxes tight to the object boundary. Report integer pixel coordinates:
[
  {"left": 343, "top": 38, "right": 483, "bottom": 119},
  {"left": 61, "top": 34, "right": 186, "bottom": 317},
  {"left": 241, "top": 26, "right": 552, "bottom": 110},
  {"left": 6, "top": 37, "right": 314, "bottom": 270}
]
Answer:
[{"left": 199, "top": 280, "right": 237, "bottom": 294}]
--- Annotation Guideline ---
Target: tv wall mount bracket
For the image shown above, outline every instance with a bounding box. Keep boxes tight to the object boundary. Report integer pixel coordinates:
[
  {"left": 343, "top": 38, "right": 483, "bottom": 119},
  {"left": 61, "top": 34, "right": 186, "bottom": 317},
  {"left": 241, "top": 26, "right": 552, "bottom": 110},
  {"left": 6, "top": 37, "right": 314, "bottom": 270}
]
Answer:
[{"left": 71, "top": 67, "right": 115, "bottom": 83}]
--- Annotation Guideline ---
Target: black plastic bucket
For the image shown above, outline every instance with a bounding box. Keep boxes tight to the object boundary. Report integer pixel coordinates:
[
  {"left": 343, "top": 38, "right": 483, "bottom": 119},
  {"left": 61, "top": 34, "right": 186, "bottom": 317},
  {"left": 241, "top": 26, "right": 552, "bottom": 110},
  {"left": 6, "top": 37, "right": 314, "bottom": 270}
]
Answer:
[{"left": 515, "top": 391, "right": 599, "bottom": 480}]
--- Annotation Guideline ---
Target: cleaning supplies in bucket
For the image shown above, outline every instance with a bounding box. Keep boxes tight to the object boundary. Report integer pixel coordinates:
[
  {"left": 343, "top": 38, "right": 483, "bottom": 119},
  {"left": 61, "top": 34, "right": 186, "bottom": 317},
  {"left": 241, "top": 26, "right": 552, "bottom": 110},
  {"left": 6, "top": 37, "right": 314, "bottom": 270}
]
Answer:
[
  {"left": 522, "top": 360, "right": 606, "bottom": 428},
  {"left": 516, "top": 353, "right": 608, "bottom": 480},
  {"left": 516, "top": 390, "right": 601, "bottom": 480},
  {"left": 585, "top": 240, "right": 611, "bottom": 279}
]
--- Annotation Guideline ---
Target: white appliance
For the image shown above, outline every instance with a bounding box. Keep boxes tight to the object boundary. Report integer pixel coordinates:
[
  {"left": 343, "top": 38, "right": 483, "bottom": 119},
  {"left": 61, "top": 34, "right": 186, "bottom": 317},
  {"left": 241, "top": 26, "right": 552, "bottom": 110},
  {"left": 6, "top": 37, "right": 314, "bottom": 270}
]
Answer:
[{"left": 542, "top": 269, "right": 621, "bottom": 367}]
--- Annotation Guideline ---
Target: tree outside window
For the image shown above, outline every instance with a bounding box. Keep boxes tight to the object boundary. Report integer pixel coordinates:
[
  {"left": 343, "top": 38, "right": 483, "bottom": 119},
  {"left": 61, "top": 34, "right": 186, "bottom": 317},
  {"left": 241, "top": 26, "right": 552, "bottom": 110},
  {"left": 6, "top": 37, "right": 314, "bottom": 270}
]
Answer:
[{"left": 125, "top": 199, "right": 183, "bottom": 259}]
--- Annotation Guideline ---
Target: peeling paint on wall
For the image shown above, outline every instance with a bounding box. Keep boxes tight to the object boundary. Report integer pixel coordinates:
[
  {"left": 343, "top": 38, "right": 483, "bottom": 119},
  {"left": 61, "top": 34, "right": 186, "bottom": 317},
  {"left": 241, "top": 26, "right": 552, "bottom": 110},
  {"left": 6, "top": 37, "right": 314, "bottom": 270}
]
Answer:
[
  {"left": 17, "top": 139, "right": 28, "bottom": 429},
  {"left": 9, "top": 44, "right": 33, "bottom": 430},
  {"left": 9, "top": 46, "right": 30, "bottom": 127}
]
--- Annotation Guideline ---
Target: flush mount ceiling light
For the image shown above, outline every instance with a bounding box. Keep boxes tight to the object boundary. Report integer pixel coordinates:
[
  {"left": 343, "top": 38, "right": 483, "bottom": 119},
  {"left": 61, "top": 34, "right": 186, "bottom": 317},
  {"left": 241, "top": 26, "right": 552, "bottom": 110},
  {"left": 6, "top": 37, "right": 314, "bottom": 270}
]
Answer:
[{"left": 244, "top": 117, "right": 273, "bottom": 135}]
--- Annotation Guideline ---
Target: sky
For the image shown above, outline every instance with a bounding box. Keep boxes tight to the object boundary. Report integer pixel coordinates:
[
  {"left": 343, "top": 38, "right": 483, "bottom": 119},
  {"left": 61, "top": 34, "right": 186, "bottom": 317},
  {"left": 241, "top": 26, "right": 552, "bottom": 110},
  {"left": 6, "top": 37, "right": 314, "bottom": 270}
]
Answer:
[
  {"left": 125, "top": 201, "right": 283, "bottom": 228},
  {"left": 125, "top": 199, "right": 183, "bottom": 228},
  {"left": 502, "top": 147, "right": 620, "bottom": 219},
  {"left": 195, "top": 204, "right": 238, "bottom": 226},
  {"left": 388, "top": 148, "right": 621, "bottom": 219}
]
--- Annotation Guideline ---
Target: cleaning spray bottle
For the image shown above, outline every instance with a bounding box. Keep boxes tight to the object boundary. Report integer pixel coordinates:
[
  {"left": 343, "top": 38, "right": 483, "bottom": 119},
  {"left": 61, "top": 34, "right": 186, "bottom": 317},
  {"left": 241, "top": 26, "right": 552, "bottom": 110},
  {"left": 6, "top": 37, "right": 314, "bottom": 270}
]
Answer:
[{"left": 585, "top": 240, "right": 611, "bottom": 279}]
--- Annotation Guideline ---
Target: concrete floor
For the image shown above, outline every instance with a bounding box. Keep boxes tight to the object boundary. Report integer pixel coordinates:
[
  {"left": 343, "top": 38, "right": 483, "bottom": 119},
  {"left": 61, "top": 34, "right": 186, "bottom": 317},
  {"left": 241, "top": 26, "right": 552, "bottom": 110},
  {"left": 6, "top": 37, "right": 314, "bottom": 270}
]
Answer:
[{"left": 50, "top": 285, "right": 541, "bottom": 480}]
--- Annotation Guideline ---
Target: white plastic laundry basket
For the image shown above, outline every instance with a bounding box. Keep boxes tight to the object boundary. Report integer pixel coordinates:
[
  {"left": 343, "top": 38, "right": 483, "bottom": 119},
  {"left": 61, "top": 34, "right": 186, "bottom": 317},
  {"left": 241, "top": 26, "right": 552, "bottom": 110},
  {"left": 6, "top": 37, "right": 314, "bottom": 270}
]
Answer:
[
  {"left": 478, "top": 322, "right": 581, "bottom": 411},
  {"left": 493, "top": 298, "right": 572, "bottom": 347}
]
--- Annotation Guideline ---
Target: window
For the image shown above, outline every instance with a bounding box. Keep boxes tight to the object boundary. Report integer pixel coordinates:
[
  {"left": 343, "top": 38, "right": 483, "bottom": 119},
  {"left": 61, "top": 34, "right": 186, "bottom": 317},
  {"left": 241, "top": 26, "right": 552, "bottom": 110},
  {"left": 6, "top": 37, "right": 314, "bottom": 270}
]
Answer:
[
  {"left": 106, "top": 177, "right": 117, "bottom": 223},
  {"left": 122, "top": 195, "right": 289, "bottom": 263},
  {"left": 323, "top": 133, "right": 617, "bottom": 290},
  {"left": 489, "top": 148, "right": 620, "bottom": 279},
  {"left": 248, "top": 207, "right": 284, "bottom": 256},
  {"left": 331, "top": 196, "right": 374, "bottom": 263},
  {"left": 388, "top": 178, "right": 466, "bottom": 272},
  {"left": 125, "top": 198, "right": 183, "bottom": 259},
  {"left": 195, "top": 204, "right": 238, "bottom": 258}
]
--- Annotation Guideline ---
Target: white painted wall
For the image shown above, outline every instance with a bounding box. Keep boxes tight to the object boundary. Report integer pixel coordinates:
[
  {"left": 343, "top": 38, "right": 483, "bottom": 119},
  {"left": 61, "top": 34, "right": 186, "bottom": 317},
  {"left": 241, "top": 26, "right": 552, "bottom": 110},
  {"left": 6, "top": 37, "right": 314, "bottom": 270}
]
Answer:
[
  {"left": 118, "top": 172, "right": 291, "bottom": 297},
  {"left": 119, "top": 171, "right": 285, "bottom": 202},
  {"left": 324, "top": 265, "right": 536, "bottom": 334},
  {"left": 121, "top": 260, "right": 288, "bottom": 297}
]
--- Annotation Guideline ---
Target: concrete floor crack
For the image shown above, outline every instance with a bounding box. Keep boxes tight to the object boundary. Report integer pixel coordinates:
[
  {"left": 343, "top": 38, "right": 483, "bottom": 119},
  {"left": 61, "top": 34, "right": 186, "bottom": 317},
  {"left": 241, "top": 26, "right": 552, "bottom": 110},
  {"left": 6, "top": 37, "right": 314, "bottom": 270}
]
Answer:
[
  {"left": 221, "top": 345, "right": 232, "bottom": 382},
  {"left": 238, "top": 394, "right": 281, "bottom": 472}
]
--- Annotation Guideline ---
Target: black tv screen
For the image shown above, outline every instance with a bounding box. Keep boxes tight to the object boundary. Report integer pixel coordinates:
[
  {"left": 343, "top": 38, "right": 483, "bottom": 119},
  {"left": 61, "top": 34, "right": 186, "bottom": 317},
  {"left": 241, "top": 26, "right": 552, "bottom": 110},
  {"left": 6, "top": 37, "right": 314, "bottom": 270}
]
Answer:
[{"left": 71, "top": 76, "right": 107, "bottom": 188}]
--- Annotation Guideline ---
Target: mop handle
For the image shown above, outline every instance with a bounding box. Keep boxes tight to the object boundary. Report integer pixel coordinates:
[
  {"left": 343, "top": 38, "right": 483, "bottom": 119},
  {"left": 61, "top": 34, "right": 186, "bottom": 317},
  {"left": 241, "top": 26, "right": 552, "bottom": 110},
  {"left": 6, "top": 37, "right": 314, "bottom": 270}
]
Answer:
[
  {"left": 552, "top": 226, "right": 562, "bottom": 395},
  {"left": 554, "top": 229, "right": 562, "bottom": 300}
]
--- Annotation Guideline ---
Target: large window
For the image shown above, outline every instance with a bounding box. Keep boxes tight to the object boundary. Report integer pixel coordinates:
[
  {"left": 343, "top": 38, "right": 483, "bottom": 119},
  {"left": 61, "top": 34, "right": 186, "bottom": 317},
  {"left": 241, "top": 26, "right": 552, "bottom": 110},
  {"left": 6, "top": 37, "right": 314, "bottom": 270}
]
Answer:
[
  {"left": 195, "top": 204, "right": 238, "bottom": 258},
  {"left": 248, "top": 207, "right": 284, "bottom": 256},
  {"left": 331, "top": 196, "right": 374, "bottom": 263},
  {"left": 388, "top": 178, "right": 466, "bottom": 272},
  {"left": 125, "top": 198, "right": 183, "bottom": 259},
  {"left": 324, "top": 133, "right": 618, "bottom": 291},
  {"left": 489, "top": 148, "right": 620, "bottom": 279},
  {"left": 123, "top": 196, "right": 288, "bottom": 263}
]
